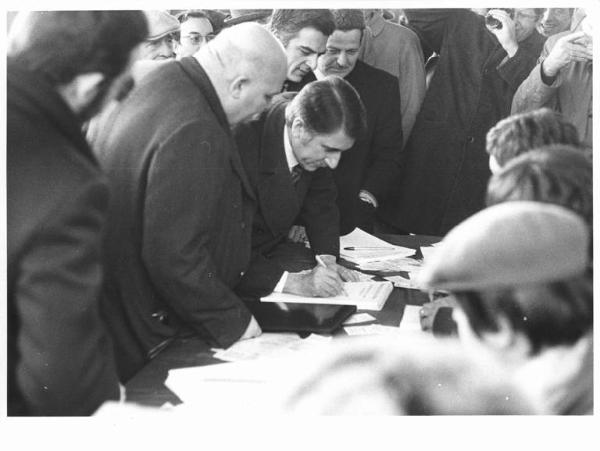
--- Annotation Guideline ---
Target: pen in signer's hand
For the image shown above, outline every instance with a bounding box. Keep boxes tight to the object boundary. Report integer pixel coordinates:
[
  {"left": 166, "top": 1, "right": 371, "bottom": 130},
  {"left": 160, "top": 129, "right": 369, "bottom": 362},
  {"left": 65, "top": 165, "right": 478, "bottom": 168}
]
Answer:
[{"left": 315, "top": 255, "right": 349, "bottom": 296}]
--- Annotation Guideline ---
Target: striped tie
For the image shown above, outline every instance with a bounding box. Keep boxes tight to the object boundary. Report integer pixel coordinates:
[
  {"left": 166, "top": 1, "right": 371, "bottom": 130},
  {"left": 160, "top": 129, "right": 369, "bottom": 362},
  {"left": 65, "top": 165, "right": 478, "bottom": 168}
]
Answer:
[{"left": 290, "top": 164, "right": 303, "bottom": 185}]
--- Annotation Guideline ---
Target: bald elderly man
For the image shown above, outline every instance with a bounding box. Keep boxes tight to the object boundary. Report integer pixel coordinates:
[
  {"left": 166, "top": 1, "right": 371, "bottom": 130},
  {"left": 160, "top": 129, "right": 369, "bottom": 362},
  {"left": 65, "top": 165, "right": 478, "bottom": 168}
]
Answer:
[{"left": 94, "top": 23, "right": 287, "bottom": 381}]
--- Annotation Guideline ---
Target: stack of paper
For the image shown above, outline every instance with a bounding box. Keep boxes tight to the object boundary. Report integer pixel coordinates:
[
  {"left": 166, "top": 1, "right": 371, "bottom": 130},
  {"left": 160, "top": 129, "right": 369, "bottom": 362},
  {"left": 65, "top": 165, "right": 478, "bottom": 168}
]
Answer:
[
  {"left": 211, "top": 332, "right": 331, "bottom": 362},
  {"left": 340, "top": 228, "right": 415, "bottom": 266},
  {"left": 165, "top": 357, "right": 299, "bottom": 413},
  {"left": 260, "top": 280, "right": 393, "bottom": 311}
]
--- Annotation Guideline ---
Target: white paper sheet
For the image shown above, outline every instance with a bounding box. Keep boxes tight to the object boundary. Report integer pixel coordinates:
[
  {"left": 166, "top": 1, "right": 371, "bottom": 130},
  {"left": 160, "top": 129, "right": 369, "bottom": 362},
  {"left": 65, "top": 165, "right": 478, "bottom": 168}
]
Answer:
[
  {"left": 342, "top": 312, "right": 377, "bottom": 325},
  {"left": 211, "top": 332, "right": 331, "bottom": 362},
  {"left": 261, "top": 281, "right": 393, "bottom": 311},
  {"left": 340, "top": 228, "right": 415, "bottom": 264}
]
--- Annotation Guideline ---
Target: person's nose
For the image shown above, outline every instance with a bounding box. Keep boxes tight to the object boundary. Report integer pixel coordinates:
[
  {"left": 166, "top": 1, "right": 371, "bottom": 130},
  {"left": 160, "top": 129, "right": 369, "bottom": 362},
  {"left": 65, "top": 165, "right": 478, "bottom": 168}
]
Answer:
[
  {"left": 324, "top": 153, "right": 341, "bottom": 169},
  {"left": 158, "top": 39, "right": 176, "bottom": 59},
  {"left": 337, "top": 52, "right": 349, "bottom": 67},
  {"left": 306, "top": 54, "right": 319, "bottom": 70}
]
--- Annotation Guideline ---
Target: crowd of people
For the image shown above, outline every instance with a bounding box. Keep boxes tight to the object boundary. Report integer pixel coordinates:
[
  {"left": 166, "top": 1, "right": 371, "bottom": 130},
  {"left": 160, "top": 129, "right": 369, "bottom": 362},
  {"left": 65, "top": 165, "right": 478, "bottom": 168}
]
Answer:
[{"left": 6, "top": 8, "right": 593, "bottom": 416}]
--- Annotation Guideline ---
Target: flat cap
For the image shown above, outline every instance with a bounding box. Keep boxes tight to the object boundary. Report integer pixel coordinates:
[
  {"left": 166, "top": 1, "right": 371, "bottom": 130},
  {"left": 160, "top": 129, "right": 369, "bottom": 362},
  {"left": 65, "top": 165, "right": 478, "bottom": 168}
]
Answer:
[
  {"left": 144, "top": 10, "right": 180, "bottom": 41},
  {"left": 225, "top": 9, "right": 272, "bottom": 26},
  {"left": 418, "top": 201, "right": 589, "bottom": 291}
]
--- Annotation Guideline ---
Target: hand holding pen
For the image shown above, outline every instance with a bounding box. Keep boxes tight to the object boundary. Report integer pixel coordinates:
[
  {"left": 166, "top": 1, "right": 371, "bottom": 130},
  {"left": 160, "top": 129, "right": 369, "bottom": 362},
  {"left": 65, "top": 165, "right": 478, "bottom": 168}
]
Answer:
[{"left": 283, "top": 255, "right": 347, "bottom": 297}]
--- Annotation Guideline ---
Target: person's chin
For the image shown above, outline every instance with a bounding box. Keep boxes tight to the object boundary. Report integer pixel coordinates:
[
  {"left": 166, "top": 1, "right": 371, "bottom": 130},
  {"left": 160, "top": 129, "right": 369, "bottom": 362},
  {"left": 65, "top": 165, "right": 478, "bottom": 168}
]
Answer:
[
  {"left": 541, "top": 25, "right": 555, "bottom": 35},
  {"left": 326, "top": 68, "right": 349, "bottom": 78}
]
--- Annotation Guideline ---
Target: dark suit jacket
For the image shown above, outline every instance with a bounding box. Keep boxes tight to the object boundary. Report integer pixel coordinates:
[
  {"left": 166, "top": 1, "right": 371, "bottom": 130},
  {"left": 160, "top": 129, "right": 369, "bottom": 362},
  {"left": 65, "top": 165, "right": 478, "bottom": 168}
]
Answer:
[
  {"left": 92, "top": 57, "right": 255, "bottom": 381},
  {"left": 7, "top": 61, "right": 120, "bottom": 415},
  {"left": 234, "top": 95, "right": 340, "bottom": 298},
  {"left": 379, "top": 9, "right": 546, "bottom": 235},
  {"left": 286, "top": 61, "right": 403, "bottom": 234}
]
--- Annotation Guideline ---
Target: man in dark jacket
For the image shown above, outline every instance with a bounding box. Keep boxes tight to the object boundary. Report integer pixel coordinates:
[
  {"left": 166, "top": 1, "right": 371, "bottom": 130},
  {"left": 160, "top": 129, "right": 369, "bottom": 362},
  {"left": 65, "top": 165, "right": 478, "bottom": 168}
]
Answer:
[
  {"left": 235, "top": 77, "right": 367, "bottom": 300},
  {"left": 286, "top": 10, "right": 403, "bottom": 234},
  {"left": 378, "top": 9, "right": 546, "bottom": 236},
  {"left": 93, "top": 23, "right": 287, "bottom": 381},
  {"left": 7, "top": 11, "right": 147, "bottom": 415}
]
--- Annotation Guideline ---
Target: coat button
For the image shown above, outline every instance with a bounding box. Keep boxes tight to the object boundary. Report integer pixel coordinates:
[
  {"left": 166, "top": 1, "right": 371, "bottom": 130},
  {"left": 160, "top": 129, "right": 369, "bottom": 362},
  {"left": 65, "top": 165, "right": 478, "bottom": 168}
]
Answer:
[
  {"left": 240, "top": 221, "right": 246, "bottom": 229},
  {"left": 467, "top": 136, "right": 475, "bottom": 144}
]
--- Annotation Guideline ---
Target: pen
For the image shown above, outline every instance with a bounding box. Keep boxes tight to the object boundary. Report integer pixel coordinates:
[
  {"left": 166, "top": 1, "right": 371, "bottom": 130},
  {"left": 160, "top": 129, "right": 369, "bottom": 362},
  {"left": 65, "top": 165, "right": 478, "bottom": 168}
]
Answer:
[
  {"left": 315, "top": 255, "right": 349, "bottom": 297},
  {"left": 344, "top": 246, "right": 396, "bottom": 250}
]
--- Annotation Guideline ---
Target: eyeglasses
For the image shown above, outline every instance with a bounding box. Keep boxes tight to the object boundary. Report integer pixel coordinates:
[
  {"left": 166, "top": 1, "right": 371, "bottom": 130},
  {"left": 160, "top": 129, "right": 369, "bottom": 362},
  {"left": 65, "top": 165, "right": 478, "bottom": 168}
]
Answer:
[{"left": 181, "top": 32, "right": 215, "bottom": 45}]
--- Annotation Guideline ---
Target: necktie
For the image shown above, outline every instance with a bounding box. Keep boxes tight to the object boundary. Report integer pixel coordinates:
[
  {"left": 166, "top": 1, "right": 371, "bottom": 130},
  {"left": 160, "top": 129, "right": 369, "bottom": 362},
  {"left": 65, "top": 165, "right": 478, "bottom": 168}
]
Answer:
[{"left": 290, "top": 164, "right": 303, "bottom": 185}]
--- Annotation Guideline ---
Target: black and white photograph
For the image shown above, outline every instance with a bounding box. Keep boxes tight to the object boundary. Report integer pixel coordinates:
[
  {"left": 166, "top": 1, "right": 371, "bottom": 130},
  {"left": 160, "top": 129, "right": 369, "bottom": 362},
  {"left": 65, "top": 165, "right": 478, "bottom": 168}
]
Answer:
[{"left": 2, "top": 0, "right": 597, "bottom": 449}]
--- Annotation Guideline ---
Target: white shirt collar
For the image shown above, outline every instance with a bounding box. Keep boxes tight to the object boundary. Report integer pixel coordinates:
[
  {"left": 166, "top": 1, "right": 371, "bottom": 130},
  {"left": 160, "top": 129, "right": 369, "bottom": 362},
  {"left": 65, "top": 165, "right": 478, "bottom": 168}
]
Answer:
[
  {"left": 313, "top": 68, "right": 327, "bottom": 80},
  {"left": 283, "top": 125, "right": 299, "bottom": 171}
]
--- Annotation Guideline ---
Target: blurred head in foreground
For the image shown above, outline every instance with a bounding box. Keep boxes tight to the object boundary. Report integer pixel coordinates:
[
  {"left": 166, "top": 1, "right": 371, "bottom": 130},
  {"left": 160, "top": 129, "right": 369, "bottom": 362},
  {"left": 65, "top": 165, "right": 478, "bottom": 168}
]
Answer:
[
  {"left": 487, "top": 145, "right": 593, "bottom": 229},
  {"left": 486, "top": 108, "right": 581, "bottom": 173},
  {"left": 281, "top": 336, "right": 536, "bottom": 414},
  {"left": 418, "top": 202, "right": 592, "bottom": 414}
]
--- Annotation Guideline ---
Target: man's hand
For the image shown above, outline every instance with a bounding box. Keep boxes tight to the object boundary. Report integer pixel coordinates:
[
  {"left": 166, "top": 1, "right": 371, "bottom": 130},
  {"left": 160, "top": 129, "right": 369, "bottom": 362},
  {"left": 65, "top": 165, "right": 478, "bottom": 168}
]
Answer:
[
  {"left": 284, "top": 264, "right": 345, "bottom": 297},
  {"left": 287, "top": 225, "right": 308, "bottom": 244},
  {"left": 486, "top": 9, "right": 518, "bottom": 57},
  {"left": 542, "top": 31, "right": 593, "bottom": 78},
  {"left": 239, "top": 315, "right": 262, "bottom": 340},
  {"left": 317, "top": 254, "right": 360, "bottom": 282}
]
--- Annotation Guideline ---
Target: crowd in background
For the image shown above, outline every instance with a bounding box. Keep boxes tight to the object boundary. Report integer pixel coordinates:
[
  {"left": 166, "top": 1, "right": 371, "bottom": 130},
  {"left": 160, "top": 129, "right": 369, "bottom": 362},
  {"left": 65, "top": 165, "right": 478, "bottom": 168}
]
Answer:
[{"left": 6, "top": 7, "right": 593, "bottom": 416}]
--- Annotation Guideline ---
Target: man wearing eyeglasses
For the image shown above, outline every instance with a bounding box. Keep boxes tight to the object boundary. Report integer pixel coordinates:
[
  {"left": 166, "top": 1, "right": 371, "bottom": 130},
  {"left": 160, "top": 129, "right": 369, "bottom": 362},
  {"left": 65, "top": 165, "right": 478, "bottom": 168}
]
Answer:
[{"left": 176, "top": 10, "right": 215, "bottom": 58}]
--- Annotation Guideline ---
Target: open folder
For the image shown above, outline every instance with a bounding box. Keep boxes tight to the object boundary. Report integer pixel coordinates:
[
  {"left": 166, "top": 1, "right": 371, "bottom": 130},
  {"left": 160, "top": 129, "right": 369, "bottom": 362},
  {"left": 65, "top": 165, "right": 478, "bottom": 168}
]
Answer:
[{"left": 260, "top": 281, "right": 393, "bottom": 311}]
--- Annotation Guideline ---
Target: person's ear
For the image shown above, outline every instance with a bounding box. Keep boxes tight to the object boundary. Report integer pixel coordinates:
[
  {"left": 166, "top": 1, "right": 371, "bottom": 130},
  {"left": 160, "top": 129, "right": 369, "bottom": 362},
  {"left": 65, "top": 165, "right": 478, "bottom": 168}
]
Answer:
[
  {"left": 291, "top": 117, "right": 306, "bottom": 136},
  {"left": 489, "top": 154, "right": 501, "bottom": 174},
  {"left": 230, "top": 75, "right": 249, "bottom": 99},
  {"left": 291, "top": 117, "right": 311, "bottom": 144}
]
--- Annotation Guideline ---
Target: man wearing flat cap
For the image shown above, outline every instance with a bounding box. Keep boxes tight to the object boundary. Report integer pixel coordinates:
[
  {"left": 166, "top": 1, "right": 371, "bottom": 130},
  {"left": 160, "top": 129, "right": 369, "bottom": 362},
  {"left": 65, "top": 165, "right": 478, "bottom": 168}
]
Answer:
[
  {"left": 418, "top": 201, "right": 593, "bottom": 415},
  {"left": 137, "top": 10, "right": 180, "bottom": 61},
  {"left": 225, "top": 9, "right": 272, "bottom": 27}
]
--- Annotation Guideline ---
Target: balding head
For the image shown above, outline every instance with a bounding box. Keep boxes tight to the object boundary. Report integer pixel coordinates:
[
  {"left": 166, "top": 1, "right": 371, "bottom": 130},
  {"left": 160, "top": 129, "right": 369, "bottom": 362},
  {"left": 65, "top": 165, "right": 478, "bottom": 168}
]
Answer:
[{"left": 196, "top": 22, "right": 287, "bottom": 126}]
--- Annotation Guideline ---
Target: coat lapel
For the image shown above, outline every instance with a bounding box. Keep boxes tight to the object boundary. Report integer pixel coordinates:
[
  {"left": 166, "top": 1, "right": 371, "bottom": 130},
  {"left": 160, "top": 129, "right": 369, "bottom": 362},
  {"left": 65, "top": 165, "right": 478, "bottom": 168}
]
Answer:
[
  {"left": 256, "top": 102, "right": 302, "bottom": 236},
  {"left": 179, "top": 57, "right": 255, "bottom": 201}
]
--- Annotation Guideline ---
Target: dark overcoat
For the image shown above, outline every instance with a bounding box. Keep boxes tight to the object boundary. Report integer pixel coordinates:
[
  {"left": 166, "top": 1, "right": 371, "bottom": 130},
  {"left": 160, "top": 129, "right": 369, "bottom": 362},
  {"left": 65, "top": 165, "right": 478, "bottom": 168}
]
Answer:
[
  {"left": 287, "top": 60, "right": 403, "bottom": 234},
  {"left": 7, "top": 61, "right": 120, "bottom": 414},
  {"left": 92, "top": 57, "right": 255, "bottom": 381},
  {"left": 379, "top": 9, "right": 546, "bottom": 235},
  {"left": 234, "top": 95, "right": 340, "bottom": 298}
]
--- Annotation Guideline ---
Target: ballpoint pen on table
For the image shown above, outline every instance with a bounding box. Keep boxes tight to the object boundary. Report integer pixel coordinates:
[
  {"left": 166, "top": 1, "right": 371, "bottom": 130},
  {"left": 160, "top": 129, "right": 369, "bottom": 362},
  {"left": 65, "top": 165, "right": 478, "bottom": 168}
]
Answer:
[
  {"left": 315, "top": 255, "right": 349, "bottom": 296},
  {"left": 344, "top": 246, "right": 396, "bottom": 250}
]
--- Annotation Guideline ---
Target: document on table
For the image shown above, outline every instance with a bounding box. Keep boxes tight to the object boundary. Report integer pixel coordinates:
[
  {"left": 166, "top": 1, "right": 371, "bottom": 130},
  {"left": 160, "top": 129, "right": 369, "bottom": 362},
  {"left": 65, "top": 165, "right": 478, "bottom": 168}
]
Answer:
[
  {"left": 260, "top": 281, "right": 393, "bottom": 311},
  {"left": 211, "top": 332, "right": 331, "bottom": 362},
  {"left": 344, "top": 324, "right": 403, "bottom": 336},
  {"left": 384, "top": 270, "right": 422, "bottom": 290},
  {"left": 165, "top": 359, "right": 284, "bottom": 412},
  {"left": 358, "top": 256, "right": 422, "bottom": 272},
  {"left": 343, "top": 312, "right": 377, "bottom": 325},
  {"left": 340, "top": 228, "right": 415, "bottom": 265}
]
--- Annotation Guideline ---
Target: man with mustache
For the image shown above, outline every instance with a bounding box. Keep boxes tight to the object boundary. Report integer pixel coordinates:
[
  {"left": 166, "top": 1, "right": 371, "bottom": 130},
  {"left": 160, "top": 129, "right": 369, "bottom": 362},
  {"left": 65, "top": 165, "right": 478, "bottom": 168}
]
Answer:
[{"left": 285, "top": 10, "right": 403, "bottom": 234}]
